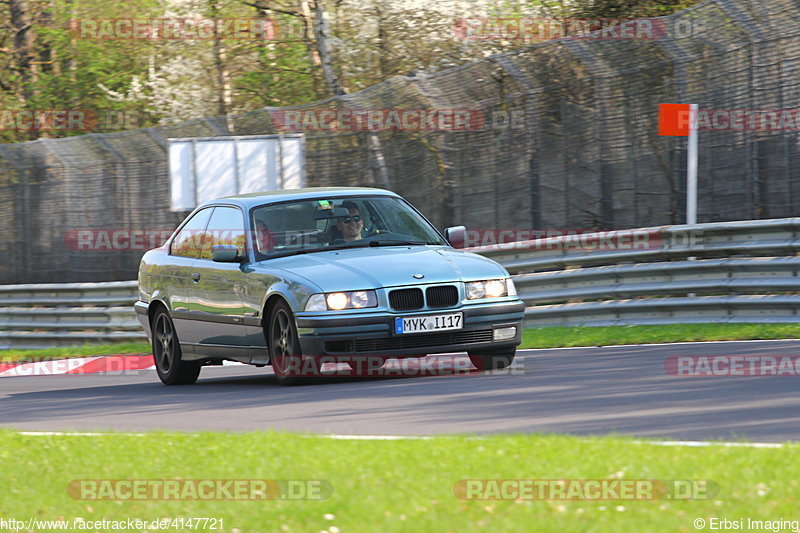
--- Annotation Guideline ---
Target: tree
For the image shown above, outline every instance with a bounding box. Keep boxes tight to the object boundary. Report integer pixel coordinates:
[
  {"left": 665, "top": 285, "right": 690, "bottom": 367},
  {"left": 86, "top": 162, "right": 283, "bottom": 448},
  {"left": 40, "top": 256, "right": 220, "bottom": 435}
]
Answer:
[{"left": 0, "top": 0, "right": 703, "bottom": 142}]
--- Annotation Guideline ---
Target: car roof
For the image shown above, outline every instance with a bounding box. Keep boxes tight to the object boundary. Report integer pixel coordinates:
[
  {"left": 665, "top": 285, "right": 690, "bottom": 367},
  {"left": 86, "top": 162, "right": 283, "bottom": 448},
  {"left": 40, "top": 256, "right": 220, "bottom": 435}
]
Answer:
[{"left": 200, "top": 187, "right": 400, "bottom": 209}]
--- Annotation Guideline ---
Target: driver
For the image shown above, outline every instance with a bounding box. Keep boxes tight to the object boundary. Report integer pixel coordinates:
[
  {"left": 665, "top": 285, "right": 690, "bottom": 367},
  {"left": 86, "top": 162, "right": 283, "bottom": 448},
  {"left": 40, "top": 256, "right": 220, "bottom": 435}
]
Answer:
[
  {"left": 254, "top": 219, "right": 275, "bottom": 253},
  {"left": 335, "top": 200, "right": 364, "bottom": 242}
]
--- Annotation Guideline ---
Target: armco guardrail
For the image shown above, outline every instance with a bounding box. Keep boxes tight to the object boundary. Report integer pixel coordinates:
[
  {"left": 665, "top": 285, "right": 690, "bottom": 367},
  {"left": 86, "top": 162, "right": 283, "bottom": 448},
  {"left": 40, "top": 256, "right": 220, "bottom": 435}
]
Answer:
[
  {"left": 0, "top": 281, "right": 146, "bottom": 349},
  {"left": 2, "top": 218, "right": 800, "bottom": 348},
  {"left": 470, "top": 218, "right": 800, "bottom": 327}
]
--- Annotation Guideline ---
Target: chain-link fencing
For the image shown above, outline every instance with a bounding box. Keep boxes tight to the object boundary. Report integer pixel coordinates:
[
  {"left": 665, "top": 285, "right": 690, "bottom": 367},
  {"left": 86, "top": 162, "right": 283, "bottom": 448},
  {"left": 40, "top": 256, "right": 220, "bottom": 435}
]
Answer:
[{"left": 1, "top": 0, "right": 798, "bottom": 283}]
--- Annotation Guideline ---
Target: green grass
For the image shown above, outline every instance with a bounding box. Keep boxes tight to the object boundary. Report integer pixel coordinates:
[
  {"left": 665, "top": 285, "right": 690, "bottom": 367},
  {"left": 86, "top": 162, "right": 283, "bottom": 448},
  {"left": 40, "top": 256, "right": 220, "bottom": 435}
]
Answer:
[
  {"left": 2, "top": 323, "right": 799, "bottom": 362},
  {"left": 0, "top": 342, "right": 151, "bottom": 362},
  {"left": 0, "top": 430, "right": 796, "bottom": 532},
  {"left": 520, "top": 323, "right": 800, "bottom": 349}
]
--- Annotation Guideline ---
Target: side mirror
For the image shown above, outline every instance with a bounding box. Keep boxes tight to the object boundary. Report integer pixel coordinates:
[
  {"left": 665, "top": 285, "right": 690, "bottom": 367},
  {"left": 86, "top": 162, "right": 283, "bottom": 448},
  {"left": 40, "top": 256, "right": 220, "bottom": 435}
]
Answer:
[
  {"left": 211, "top": 244, "right": 242, "bottom": 262},
  {"left": 444, "top": 226, "right": 466, "bottom": 248}
]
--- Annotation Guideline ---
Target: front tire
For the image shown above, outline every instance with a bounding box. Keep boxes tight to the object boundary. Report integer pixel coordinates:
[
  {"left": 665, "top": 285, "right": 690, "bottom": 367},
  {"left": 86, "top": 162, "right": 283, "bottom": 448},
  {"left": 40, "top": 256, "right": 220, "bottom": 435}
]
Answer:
[
  {"left": 268, "top": 300, "right": 306, "bottom": 385},
  {"left": 468, "top": 347, "right": 516, "bottom": 371},
  {"left": 152, "top": 308, "right": 200, "bottom": 385}
]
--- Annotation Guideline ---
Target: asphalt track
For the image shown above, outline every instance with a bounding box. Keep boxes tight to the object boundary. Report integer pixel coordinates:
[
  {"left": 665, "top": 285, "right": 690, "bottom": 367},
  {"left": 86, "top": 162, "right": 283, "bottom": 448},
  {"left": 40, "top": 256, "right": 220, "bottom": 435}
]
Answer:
[{"left": 1, "top": 340, "right": 799, "bottom": 441}]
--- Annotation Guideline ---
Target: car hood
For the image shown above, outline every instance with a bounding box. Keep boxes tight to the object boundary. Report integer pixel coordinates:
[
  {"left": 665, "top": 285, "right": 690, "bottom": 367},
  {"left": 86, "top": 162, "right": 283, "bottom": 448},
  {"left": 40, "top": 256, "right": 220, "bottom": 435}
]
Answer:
[{"left": 256, "top": 246, "right": 508, "bottom": 292}]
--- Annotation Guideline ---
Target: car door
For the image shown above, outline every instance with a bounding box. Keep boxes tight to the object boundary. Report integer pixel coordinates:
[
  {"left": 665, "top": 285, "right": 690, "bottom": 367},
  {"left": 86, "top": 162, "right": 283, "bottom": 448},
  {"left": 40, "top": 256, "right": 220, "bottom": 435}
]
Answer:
[
  {"left": 167, "top": 207, "right": 214, "bottom": 346},
  {"left": 189, "top": 205, "right": 251, "bottom": 353}
]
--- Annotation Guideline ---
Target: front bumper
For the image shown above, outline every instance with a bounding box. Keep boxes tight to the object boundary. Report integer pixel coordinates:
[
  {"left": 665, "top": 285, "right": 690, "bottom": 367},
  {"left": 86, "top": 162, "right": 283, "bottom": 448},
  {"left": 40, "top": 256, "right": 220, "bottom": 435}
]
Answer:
[
  {"left": 295, "top": 300, "right": 525, "bottom": 357},
  {"left": 134, "top": 300, "right": 152, "bottom": 340}
]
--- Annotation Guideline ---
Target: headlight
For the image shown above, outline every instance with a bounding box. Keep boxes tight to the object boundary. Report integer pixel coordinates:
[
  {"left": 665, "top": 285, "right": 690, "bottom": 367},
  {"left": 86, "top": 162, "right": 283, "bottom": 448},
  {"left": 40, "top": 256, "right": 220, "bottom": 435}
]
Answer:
[
  {"left": 326, "top": 292, "right": 350, "bottom": 310},
  {"left": 466, "top": 279, "right": 509, "bottom": 300},
  {"left": 484, "top": 279, "right": 506, "bottom": 298},
  {"left": 304, "top": 290, "right": 378, "bottom": 311},
  {"left": 350, "top": 290, "right": 372, "bottom": 308},
  {"left": 304, "top": 293, "right": 327, "bottom": 312},
  {"left": 466, "top": 281, "right": 485, "bottom": 300}
]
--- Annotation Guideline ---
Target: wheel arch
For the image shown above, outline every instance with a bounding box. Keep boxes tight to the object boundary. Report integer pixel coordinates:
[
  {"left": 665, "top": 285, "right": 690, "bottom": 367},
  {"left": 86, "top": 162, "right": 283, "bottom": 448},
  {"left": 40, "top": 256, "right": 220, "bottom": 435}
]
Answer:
[
  {"left": 261, "top": 292, "right": 291, "bottom": 334},
  {"left": 147, "top": 299, "right": 170, "bottom": 326}
]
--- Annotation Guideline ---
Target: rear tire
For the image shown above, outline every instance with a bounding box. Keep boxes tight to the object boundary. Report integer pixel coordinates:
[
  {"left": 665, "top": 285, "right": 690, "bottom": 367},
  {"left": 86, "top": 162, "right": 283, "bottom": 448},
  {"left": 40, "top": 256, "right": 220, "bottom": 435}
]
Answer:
[
  {"left": 268, "top": 300, "right": 306, "bottom": 385},
  {"left": 152, "top": 308, "right": 200, "bottom": 385},
  {"left": 468, "top": 347, "right": 516, "bottom": 371}
]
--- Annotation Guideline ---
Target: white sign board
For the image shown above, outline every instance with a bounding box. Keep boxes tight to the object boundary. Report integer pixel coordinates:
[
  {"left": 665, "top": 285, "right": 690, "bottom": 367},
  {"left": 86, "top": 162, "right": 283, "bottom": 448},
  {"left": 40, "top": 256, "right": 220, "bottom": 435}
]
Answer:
[{"left": 168, "top": 134, "right": 305, "bottom": 211}]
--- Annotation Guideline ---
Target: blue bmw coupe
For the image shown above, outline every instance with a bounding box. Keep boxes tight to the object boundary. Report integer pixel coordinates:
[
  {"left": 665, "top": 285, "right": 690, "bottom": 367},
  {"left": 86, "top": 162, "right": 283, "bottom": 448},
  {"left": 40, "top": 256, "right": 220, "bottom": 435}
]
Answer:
[{"left": 135, "top": 187, "right": 524, "bottom": 385}]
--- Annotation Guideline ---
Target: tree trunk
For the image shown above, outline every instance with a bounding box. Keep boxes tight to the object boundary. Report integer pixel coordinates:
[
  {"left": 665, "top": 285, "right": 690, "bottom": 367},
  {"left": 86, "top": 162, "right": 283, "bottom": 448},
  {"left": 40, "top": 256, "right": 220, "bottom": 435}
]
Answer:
[
  {"left": 313, "top": 0, "right": 343, "bottom": 96},
  {"left": 213, "top": 40, "right": 235, "bottom": 130},
  {"left": 10, "top": 0, "right": 39, "bottom": 104},
  {"left": 298, "top": 0, "right": 324, "bottom": 96},
  {"left": 374, "top": 0, "right": 389, "bottom": 80},
  {"left": 314, "top": 0, "right": 389, "bottom": 186},
  {"left": 209, "top": 0, "right": 234, "bottom": 131}
]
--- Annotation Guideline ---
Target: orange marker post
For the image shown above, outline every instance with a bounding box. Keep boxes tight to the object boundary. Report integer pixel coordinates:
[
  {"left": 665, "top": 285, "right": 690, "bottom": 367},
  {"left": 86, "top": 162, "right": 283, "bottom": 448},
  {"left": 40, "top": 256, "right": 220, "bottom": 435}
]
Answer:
[{"left": 659, "top": 103, "right": 698, "bottom": 224}]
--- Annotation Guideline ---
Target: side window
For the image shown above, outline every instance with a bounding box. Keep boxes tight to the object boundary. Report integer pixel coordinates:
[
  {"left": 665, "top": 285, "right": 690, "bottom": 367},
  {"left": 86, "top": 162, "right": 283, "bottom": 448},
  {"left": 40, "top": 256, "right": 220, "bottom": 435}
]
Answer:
[
  {"left": 171, "top": 208, "right": 213, "bottom": 258},
  {"left": 201, "top": 206, "right": 246, "bottom": 260}
]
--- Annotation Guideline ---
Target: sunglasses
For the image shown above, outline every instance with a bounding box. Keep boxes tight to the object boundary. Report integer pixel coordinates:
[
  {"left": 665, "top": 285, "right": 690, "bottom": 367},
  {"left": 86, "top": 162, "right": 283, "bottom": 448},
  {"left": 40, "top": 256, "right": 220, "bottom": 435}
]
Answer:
[{"left": 339, "top": 215, "right": 362, "bottom": 223}]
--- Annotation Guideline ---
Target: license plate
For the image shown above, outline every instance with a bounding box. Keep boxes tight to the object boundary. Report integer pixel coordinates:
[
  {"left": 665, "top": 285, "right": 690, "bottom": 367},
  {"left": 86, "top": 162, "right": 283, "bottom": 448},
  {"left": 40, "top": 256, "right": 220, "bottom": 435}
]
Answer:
[{"left": 395, "top": 313, "right": 463, "bottom": 335}]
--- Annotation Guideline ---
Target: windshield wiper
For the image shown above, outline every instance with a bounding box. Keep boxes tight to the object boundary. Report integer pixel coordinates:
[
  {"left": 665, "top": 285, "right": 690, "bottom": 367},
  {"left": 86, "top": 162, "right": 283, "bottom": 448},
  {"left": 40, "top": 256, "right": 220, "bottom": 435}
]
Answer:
[
  {"left": 261, "top": 247, "right": 328, "bottom": 259},
  {"left": 327, "top": 241, "right": 372, "bottom": 250},
  {"left": 263, "top": 240, "right": 440, "bottom": 259},
  {"left": 268, "top": 242, "right": 372, "bottom": 257},
  {"left": 368, "top": 239, "right": 440, "bottom": 246}
]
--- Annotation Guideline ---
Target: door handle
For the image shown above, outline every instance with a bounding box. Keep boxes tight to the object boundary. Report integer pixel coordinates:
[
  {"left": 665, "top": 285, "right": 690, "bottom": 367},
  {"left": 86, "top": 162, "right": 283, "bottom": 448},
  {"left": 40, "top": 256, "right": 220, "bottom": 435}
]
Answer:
[{"left": 191, "top": 272, "right": 201, "bottom": 282}]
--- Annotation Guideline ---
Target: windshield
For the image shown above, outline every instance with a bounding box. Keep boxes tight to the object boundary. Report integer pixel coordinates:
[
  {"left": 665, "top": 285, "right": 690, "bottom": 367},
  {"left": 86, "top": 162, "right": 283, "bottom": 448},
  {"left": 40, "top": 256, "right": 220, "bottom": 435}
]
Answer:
[{"left": 250, "top": 195, "right": 446, "bottom": 259}]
